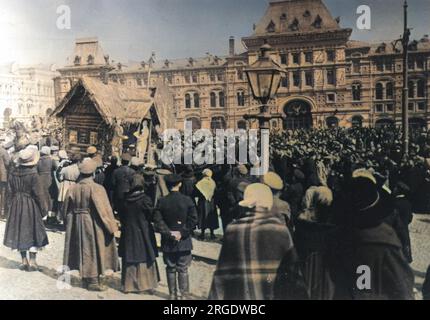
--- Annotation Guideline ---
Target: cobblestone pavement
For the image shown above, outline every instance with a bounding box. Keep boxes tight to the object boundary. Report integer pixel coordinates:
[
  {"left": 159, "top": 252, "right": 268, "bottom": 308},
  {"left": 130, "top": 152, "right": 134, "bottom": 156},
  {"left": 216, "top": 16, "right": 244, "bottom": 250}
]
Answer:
[{"left": 0, "top": 215, "right": 429, "bottom": 300}]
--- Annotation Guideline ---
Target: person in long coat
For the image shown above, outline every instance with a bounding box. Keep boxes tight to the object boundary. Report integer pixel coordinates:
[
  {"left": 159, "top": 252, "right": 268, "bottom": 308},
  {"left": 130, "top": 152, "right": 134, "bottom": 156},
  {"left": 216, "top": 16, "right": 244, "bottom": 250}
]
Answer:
[
  {"left": 195, "top": 169, "right": 218, "bottom": 240},
  {"left": 209, "top": 184, "right": 307, "bottom": 300},
  {"left": 112, "top": 153, "right": 135, "bottom": 214},
  {"left": 119, "top": 174, "right": 160, "bottom": 294},
  {"left": 63, "top": 159, "right": 119, "bottom": 291},
  {"left": 57, "top": 153, "right": 81, "bottom": 223},
  {"left": 330, "top": 171, "right": 414, "bottom": 300},
  {"left": 37, "top": 146, "right": 54, "bottom": 217},
  {"left": 3, "top": 147, "right": 49, "bottom": 272}
]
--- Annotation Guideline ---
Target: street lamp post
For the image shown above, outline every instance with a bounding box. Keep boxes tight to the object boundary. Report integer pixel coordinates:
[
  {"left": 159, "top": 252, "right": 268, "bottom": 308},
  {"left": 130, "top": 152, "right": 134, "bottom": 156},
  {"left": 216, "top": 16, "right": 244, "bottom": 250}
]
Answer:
[
  {"left": 402, "top": 1, "right": 411, "bottom": 156},
  {"left": 244, "top": 44, "right": 286, "bottom": 130}
]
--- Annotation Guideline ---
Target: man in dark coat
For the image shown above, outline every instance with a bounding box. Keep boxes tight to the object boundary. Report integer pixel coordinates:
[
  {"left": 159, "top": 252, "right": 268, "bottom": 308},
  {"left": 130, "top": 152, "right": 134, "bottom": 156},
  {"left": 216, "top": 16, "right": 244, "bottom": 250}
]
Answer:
[
  {"left": 63, "top": 159, "right": 119, "bottom": 291},
  {"left": 153, "top": 174, "right": 198, "bottom": 300},
  {"left": 331, "top": 172, "right": 414, "bottom": 300},
  {"left": 112, "top": 153, "right": 135, "bottom": 214},
  {"left": 37, "top": 146, "right": 54, "bottom": 217},
  {"left": 103, "top": 156, "right": 119, "bottom": 206}
]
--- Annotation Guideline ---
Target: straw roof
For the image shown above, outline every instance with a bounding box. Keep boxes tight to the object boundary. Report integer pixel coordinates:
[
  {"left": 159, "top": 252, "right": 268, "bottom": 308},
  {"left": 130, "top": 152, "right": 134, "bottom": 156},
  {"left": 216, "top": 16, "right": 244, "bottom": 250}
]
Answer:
[{"left": 53, "top": 76, "right": 157, "bottom": 125}]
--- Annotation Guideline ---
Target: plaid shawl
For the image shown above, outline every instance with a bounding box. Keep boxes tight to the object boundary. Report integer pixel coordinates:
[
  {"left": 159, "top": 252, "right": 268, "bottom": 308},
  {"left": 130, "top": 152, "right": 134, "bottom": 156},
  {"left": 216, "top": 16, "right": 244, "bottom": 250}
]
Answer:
[{"left": 208, "top": 210, "right": 296, "bottom": 300}]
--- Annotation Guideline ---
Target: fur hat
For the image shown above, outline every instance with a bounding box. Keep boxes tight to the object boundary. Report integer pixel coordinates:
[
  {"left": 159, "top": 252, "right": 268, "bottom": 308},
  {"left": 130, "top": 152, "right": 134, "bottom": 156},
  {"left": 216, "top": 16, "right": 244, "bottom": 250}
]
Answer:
[
  {"left": 40, "top": 146, "right": 51, "bottom": 156},
  {"left": 79, "top": 159, "right": 97, "bottom": 175},
  {"left": 58, "top": 150, "right": 68, "bottom": 160},
  {"left": 239, "top": 183, "right": 273, "bottom": 210},
  {"left": 262, "top": 172, "right": 284, "bottom": 191},
  {"left": 18, "top": 147, "right": 40, "bottom": 167}
]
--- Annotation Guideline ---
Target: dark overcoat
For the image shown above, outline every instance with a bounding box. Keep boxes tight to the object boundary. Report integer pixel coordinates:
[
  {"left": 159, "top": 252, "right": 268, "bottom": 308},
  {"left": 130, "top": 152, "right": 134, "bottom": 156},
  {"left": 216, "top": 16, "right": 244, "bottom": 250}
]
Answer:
[
  {"left": 63, "top": 177, "right": 119, "bottom": 278},
  {"left": 118, "top": 190, "right": 158, "bottom": 265},
  {"left": 3, "top": 166, "right": 49, "bottom": 251},
  {"left": 37, "top": 155, "right": 54, "bottom": 212}
]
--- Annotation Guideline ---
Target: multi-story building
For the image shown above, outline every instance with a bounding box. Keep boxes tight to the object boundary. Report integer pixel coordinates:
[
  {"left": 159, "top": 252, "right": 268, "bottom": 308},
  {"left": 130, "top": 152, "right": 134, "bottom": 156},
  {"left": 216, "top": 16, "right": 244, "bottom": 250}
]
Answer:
[
  {"left": 0, "top": 63, "right": 58, "bottom": 128},
  {"left": 55, "top": 0, "right": 430, "bottom": 131}
]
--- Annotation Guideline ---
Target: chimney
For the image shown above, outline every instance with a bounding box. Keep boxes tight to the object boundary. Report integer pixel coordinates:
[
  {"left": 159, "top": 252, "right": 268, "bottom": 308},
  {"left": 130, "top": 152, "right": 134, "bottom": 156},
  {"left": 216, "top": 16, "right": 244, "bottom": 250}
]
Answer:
[{"left": 229, "top": 36, "right": 235, "bottom": 56}]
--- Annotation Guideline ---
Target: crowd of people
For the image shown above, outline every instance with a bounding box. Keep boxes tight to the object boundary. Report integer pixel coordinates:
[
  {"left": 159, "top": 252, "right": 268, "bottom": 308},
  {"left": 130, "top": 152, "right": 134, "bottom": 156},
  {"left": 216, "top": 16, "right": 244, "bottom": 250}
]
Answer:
[{"left": 0, "top": 125, "right": 430, "bottom": 300}]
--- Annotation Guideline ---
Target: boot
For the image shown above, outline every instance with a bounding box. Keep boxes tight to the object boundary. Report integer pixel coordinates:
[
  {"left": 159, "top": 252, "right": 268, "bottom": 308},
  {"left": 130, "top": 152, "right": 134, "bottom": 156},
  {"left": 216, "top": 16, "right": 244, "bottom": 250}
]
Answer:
[
  {"left": 178, "top": 272, "right": 191, "bottom": 300},
  {"left": 19, "top": 251, "right": 29, "bottom": 271},
  {"left": 166, "top": 271, "right": 178, "bottom": 300},
  {"left": 86, "top": 277, "right": 107, "bottom": 292},
  {"left": 28, "top": 252, "right": 40, "bottom": 272}
]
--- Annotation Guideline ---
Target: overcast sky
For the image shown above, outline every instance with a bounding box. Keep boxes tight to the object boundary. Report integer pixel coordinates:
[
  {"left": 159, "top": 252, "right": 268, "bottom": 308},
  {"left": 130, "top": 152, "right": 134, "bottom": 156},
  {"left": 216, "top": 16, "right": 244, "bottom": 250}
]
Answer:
[{"left": 0, "top": 0, "right": 429, "bottom": 66}]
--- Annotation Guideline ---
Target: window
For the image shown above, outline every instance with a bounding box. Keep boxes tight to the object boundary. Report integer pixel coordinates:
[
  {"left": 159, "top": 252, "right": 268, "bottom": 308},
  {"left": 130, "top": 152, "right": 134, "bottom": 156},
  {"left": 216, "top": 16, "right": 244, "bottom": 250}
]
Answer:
[
  {"left": 167, "top": 75, "right": 173, "bottom": 85},
  {"left": 192, "top": 74, "right": 198, "bottom": 83},
  {"left": 305, "top": 71, "right": 313, "bottom": 86},
  {"left": 375, "top": 104, "right": 384, "bottom": 113},
  {"left": 352, "top": 83, "right": 362, "bottom": 101},
  {"left": 408, "top": 81, "right": 415, "bottom": 98},
  {"left": 281, "top": 76, "right": 288, "bottom": 88},
  {"left": 293, "top": 71, "right": 301, "bottom": 87},
  {"left": 280, "top": 54, "right": 288, "bottom": 65},
  {"left": 417, "top": 80, "right": 425, "bottom": 97},
  {"left": 386, "top": 104, "right": 394, "bottom": 112},
  {"left": 237, "top": 90, "right": 245, "bottom": 106},
  {"left": 187, "top": 118, "right": 201, "bottom": 130},
  {"left": 210, "top": 92, "right": 217, "bottom": 108},
  {"left": 211, "top": 117, "right": 226, "bottom": 130},
  {"left": 408, "top": 102, "right": 414, "bottom": 111},
  {"left": 386, "top": 82, "right": 394, "bottom": 100},
  {"left": 292, "top": 53, "right": 300, "bottom": 65},
  {"left": 327, "top": 50, "right": 335, "bottom": 62},
  {"left": 136, "top": 78, "right": 143, "bottom": 86},
  {"left": 193, "top": 93, "right": 200, "bottom": 108},
  {"left": 219, "top": 92, "right": 225, "bottom": 107},
  {"left": 327, "top": 93, "right": 336, "bottom": 103},
  {"left": 185, "top": 93, "right": 192, "bottom": 109},
  {"left": 237, "top": 69, "right": 244, "bottom": 80},
  {"left": 305, "top": 52, "right": 313, "bottom": 64},
  {"left": 185, "top": 74, "right": 191, "bottom": 84},
  {"left": 408, "top": 58, "right": 415, "bottom": 71},
  {"left": 417, "top": 58, "right": 425, "bottom": 70},
  {"left": 210, "top": 73, "right": 216, "bottom": 82},
  {"left": 352, "top": 116, "right": 363, "bottom": 128},
  {"left": 418, "top": 102, "right": 426, "bottom": 111},
  {"left": 376, "top": 59, "right": 384, "bottom": 72},
  {"left": 352, "top": 61, "right": 360, "bottom": 74},
  {"left": 237, "top": 120, "right": 247, "bottom": 130},
  {"left": 376, "top": 83, "right": 384, "bottom": 100},
  {"left": 327, "top": 69, "right": 336, "bottom": 85},
  {"left": 217, "top": 73, "right": 224, "bottom": 82}
]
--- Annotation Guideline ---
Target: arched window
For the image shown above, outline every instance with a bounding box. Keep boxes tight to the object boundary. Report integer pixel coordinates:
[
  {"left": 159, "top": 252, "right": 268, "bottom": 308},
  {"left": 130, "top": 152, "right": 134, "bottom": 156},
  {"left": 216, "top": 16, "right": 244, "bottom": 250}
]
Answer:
[
  {"left": 210, "top": 92, "right": 217, "bottom": 108},
  {"left": 326, "top": 116, "right": 339, "bottom": 128},
  {"left": 193, "top": 93, "right": 200, "bottom": 108},
  {"left": 186, "top": 117, "right": 201, "bottom": 130},
  {"left": 352, "top": 116, "right": 363, "bottom": 128},
  {"left": 375, "top": 83, "right": 384, "bottom": 100},
  {"left": 417, "top": 79, "right": 425, "bottom": 98},
  {"left": 211, "top": 117, "right": 226, "bottom": 130},
  {"left": 237, "top": 90, "right": 245, "bottom": 106},
  {"left": 185, "top": 93, "right": 192, "bottom": 109},
  {"left": 386, "top": 82, "right": 394, "bottom": 100},
  {"left": 237, "top": 120, "right": 247, "bottom": 130},
  {"left": 408, "top": 81, "right": 415, "bottom": 98},
  {"left": 219, "top": 92, "right": 225, "bottom": 107},
  {"left": 352, "top": 83, "right": 362, "bottom": 101}
]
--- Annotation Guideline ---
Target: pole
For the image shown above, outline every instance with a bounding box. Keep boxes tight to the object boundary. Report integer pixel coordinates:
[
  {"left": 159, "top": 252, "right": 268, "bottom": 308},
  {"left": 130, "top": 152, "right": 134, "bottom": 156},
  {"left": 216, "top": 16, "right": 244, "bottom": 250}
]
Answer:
[{"left": 402, "top": 0, "right": 410, "bottom": 156}]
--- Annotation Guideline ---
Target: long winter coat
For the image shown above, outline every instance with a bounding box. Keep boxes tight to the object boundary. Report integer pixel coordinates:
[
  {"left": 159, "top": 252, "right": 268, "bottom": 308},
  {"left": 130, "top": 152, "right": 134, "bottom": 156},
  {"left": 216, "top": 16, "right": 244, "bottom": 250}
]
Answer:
[
  {"left": 3, "top": 166, "right": 49, "bottom": 251},
  {"left": 330, "top": 223, "right": 414, "bottom": 300},
  {"left": 63, "top": 177, "right": 119, "bottom": 278},
  {"left": 118, "top": 190, "right": 158, "bottom": 264},
  {"left": 37, "top": 155, "right": 54, "bottom": 212}
]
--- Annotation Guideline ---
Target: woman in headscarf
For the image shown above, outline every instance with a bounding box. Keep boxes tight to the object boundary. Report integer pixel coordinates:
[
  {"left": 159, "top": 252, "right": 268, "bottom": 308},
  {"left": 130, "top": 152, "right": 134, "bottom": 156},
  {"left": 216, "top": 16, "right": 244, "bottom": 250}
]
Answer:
[
  {"left": 195, "top": 169, "right": 218, "bottom": 240},
  {"left": 209, "top": 183, "right": 306, "bottom": 300},
  {"left": 119, "top": 174, "right": 160, "bottom": 294},
  {"left": 3, "top": 147, "right": 49, "bottom": 272}
]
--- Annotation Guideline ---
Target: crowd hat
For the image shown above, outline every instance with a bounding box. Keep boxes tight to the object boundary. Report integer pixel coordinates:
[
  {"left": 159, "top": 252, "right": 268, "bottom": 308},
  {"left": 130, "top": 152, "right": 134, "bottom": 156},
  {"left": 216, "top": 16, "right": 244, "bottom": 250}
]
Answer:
[
  {"left": 262, "top": 172, "right": 284, "bottom": 191},
  {"left": 51, "top": 146, "right": 59, "bottom": 152},
  {"left": 239, "top": 183, "right": 273, "bottom": 210},
  {"left": 202, "top": 169, "right": 213, "bottom": 178},
  {"left": 87, "top": 146, "right": 97, "bottom": 155},
  {"left": 58, "top": 150, "right": 68, "bottom": 160},
  {"left": 79, "top": 159, "right": 97, "bottom": 175},
  {"left": 122, "top": 153, "right": 132, "bottom": 162},
  {"left": 40, "top": 146, "right": 51, "bottom": 156},
  {"left": 18, "top": 147, "right": 40, "bottom": 167},
  {"left": 130, "top": 157, "right": 141, "bottom": 167},
  {"left": 237, "top": 164, "right": 248, "bottom": 175},
  {"left": 165, "top": 174, "right": 183, "bottom": 188}
]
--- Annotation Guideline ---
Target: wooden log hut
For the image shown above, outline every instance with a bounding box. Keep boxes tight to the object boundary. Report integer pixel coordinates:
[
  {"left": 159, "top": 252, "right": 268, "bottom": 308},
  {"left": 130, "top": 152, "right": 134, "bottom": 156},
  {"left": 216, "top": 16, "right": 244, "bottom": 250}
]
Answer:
[{"left": 52, "top": 76, "right": 161, "bottom": 158}]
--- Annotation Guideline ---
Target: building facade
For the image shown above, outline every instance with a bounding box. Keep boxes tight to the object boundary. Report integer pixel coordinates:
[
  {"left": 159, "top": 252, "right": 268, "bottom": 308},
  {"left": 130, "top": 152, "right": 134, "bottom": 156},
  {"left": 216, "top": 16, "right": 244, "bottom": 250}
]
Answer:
[
  {"left": 0, "top": 63, "right": 58, "bottom": 128},
  {"left": 55, "top": 0, "right": 430, "bottom": 131}
]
